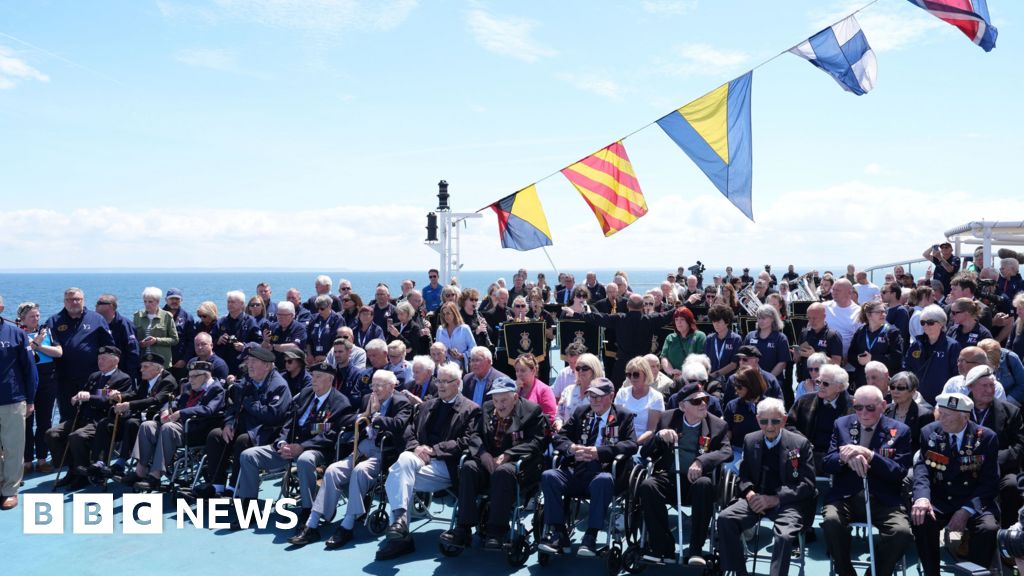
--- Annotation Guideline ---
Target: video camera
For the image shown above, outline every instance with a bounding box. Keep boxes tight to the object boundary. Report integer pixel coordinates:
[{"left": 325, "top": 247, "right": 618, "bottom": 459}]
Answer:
[{"left": 998, "top": 504, "right": 1024, "bottom": 560}]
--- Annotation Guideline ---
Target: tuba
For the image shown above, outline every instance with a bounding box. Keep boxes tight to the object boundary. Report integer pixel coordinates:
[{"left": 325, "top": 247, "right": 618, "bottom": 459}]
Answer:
[{"left": 737, "top": 285, "right": 763, "bottom": 317}]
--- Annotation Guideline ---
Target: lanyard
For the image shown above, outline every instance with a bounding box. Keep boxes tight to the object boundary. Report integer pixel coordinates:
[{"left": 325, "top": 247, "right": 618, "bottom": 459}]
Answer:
[
  {"left": 713, "top": 334, "right": 728, "bottom": 365},
  {"left": 865, "top": 325, "right": 886, "bottom": 352}
]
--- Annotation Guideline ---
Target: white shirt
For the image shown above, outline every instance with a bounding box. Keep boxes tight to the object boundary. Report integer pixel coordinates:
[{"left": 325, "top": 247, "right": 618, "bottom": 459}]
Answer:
[
  {"left": 614, "top": 386, "right": 665, "bottom": 439},
  {"left": 825, "top": 300, "right": 863, "bottom": 358},
  {"left": 552, "top": 366, "right": 577, "bottom": 399},
  {"left": 854, "top": 282, "right": 881, "bottom": 303},
  {"left": 558, "top": 384, "right": 590, "bottom": 426}
]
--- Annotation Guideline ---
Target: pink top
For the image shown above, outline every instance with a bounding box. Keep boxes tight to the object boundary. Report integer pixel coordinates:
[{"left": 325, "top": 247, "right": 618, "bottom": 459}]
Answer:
[{"left": 520, "top": 378, "right": 557, "bottom": 426}]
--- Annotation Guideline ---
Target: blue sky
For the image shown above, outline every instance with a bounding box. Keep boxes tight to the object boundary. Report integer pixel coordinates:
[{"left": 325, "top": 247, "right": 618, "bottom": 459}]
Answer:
[{"left": 1, "top": 0, "right": 1021, "bottom": 272}]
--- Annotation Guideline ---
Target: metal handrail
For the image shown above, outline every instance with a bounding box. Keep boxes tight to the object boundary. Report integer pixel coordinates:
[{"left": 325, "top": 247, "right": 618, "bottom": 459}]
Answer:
[{"left": 863, "top": 258, "right": 927, "bottom": 285}]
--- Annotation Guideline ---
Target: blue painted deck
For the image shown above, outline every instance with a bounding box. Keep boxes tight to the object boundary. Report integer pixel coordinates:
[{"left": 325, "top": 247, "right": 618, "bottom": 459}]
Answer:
[{"left": 2, "top": 467, "right": 913, "bottom": 576}]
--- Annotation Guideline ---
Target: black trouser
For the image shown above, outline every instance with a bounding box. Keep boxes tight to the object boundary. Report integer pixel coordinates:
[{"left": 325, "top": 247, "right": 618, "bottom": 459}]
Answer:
[
  {"left": 56, "top": 377, "right": 86, "bottom": 424},
  {"left": 822, "top": 494, "right": 912, "bottom": 576},
  {"left": 204, "top": 428, "right": 255, "bottom": 487},
  {"left": 718, "top": 498, "right": 807, "bottom": 576},
  {"left": 912, "top": 509, "right": 997, "bottom": 576},
  {"left": 1000, "top": 472, "right": 1021, "bottom": 528},
  {"left": 457, "top": 459, "right": 538, "bottom": 537},
  {"left": 44, "top": 420, "right": 96, "bottom": 473},
  {"left": 90, "top": 415, "right": 144, "bottom": 464},
  {"left": 25, "top": 363, "right": 58, "bottom": 461},
  {"left": 638, "top": 471, "right": 715, "bottom": 558}
]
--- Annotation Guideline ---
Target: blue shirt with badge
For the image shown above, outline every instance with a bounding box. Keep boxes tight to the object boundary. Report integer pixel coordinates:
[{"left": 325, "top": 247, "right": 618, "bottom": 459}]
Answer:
[{"left": 45, "top": 307, "right": 114, "bottom": 386}]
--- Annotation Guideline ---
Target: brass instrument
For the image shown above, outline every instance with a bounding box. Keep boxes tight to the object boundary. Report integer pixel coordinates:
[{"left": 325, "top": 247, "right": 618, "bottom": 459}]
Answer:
[
  {"left": 737, "top": 285, "right": 764, "bottom": 317},
  {"left": 790, "top": 272, "right": 820, "bottom": 302}
]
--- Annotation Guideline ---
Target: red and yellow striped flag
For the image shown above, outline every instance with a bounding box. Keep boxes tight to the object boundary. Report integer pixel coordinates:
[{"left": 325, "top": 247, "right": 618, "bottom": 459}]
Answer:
[{"left": 561, "top": 141, "right": 648, "bottom": 236}]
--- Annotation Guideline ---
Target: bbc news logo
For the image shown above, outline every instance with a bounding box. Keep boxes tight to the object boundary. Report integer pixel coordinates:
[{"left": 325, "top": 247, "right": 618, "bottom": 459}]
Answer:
[{"left": 23, "top": 494, "right": 299, "bottom": 534}]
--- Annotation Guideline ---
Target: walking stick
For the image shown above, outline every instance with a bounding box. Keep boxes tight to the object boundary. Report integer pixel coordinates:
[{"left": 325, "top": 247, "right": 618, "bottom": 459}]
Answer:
[
  {"left": 105, "top": 412, "right": 121, "bottom": 465},
  {"left": 52, "top": 404, "right": 81, "bottom": 492},
  {"left": 673, "top": 440, "right": 685, "bottom": 565},
  {"left": 863, "top": 474, "right": 878, "bottom": 576}
]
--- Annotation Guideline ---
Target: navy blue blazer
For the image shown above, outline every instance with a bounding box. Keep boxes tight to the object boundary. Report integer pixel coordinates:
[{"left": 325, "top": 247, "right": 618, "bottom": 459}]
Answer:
[
  {"left": 822, "top": 414, "right": 912, "bottom": 507},
  {"left": 174, "top": 381, "right": 226, "bottom": 421},
  {"left": 225, "top": 370, "right": 292, "bottom": 446},
  {"left": 912, "top": 420, "right": 999, "bottom": 515},
  {"left": 276, "top": 387, "right": 354, "bottom": 454}
]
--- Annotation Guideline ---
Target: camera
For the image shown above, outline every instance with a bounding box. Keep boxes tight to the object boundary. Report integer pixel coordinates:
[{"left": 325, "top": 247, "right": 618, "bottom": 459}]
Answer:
[{"left": 999, "top": 524, "right": 1024, "bottom": 559}]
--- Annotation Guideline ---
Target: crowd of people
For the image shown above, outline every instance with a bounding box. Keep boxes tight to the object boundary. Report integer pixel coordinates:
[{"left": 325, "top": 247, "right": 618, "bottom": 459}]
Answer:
[{"left": 3, "top": 243, "right": 1024, "bottom": 576}]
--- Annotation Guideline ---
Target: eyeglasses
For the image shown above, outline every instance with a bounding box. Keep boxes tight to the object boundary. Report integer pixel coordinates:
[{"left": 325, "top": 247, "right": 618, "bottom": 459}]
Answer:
[
  {"left": 687, "top": 379, "right": 708, "bottom": 385},
  {"left": 870, "top": 309, "right": 886, "bottom": 315},
  {"left": 439, "top": 378, "right": 460, "bottom": 385},
  {"left": 469, "top": 298, "right": 479, "bottom": 302},
  {"left": 249, "top": 303, "right": 262, "bottom": 307},
  {"left": 687, "top": 397, "right": 709, "bottom": 406},
  {"left": 513, "top": 304, "right": 526, "bottom": 308},
  {"left": 890, "top": 385, "right": 912, "bottom": 391},
  {"left": 429, "top": 276, "right": 438, "bottom": 279},
  {"left": 852, "top": 404, "right": 878, "bottom": 412},
  {"left": 575, "top": 365, "right": 592, "bottom": 373},
  {"left": 758, "top": 418, "right": 782, "bottom": 426},
  {"left": 197, "top": 314, "right": 209, "bottom": 320},
  {"left": 951, "top": 309, "right": 966, "bottom": 316},
  {"left": 808, "top": 366, "right": 820, "bottom": 372},
  {"left": 814, "top": 379, "right": 832, "bottom": 387},
  {"left": 340, "top": 287, "right": 351, "bottom": 291},
  {"left": 921, "top": 320, "right": 940, "bottom": 326},
  {"left": 626, "top": 371, "right": 644, "bottom": 379}
]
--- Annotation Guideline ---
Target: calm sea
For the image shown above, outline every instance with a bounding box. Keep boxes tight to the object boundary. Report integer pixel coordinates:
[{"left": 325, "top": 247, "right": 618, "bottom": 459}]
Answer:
[{"left": 0, "top": 265, "right": 842, "bottom": 320}]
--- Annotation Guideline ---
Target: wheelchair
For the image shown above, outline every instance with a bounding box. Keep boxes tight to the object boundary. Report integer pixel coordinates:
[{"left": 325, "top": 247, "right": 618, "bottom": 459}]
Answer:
[
  {"left": 437, "top": 456, "right": 546, "bottom": 567},
  {"left": 164, "top": 414, "right": 225, "bottom": 499},
  {"left": 536, "top": 452, "right": 642, "bottom": 575}
]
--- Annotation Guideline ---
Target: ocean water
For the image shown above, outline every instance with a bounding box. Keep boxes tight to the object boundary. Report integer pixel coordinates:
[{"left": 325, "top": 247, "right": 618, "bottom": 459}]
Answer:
[{"left": 0, "top": 265, "right": 844, "bottom": 320}]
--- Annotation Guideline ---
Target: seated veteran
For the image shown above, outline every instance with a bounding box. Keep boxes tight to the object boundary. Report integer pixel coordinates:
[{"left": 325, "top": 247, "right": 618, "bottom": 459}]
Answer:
[
  {"left": 46, "top": 345, "right": 134, "bottom": 490},
  {"left": 125, "top": 360, "right": 225, "bottom": 489},
  {"left": 198, "top": 346, "right": 292, "bottom": 497},
  {"left": 786, "top": 363, "right": 854, "bottom": 473},
  {"left": 911, "top": 392, "right": 999, "bottom": 576},
  {"left": 638, "top": 382, "right": 731, "bottom": 566},
  {"left": 376, "top": 363, "right": 481, "bottom": 561},
  {"left": 538, "top": 378, "right": 637, "bottom": 558},
  {"left": 717, "top": 398, "right": 816, "bottom": 576},
  {"left": 965, "top": 364, "right": 1024, "bottom": 528},
  {"left": 88, "top": 352, "right": 178, "bottom": 478},
  {"left": 289, "top": 370, "right": 412, "bottom": 548},
  {"left": 821, "top": 385, "right": 913, "bottom": 576},
  {"left": 232, "top": 361, "right": 354, "bottom": 529},
  {"left": 406, "top": 355, "right": 438, "bottom": 405},
  {"left": 440, "top": 375, "right": 548, "bottom": 550}
]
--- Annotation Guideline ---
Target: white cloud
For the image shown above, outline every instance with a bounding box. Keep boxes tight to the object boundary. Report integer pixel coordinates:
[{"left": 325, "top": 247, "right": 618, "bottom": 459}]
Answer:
[
  {"left": 558, "top": 72, "right": 624, "bottom": 100},
  {"left": 658, "top": 43, "right": 750, "bottom": 77},
  {"left": 641, "top": 0, "right": 698, "bottom": 16},
  {"left": 810, "top": 1, "right": 943, "bottom": 53},
  {"left": 0, "top": 46, "right": 49, "bottom": 90},
  {"left": 174, "top": 48, "right": 238, "bottom": 71},
  {"left": 466, "top": 8, "right": 556, "bottom": 63},
  {"left": 158, "top": 0, "right": 418, "bottom": 32},
  {"left": 864, "top": 163, "right": 882, "bottom": 175}
]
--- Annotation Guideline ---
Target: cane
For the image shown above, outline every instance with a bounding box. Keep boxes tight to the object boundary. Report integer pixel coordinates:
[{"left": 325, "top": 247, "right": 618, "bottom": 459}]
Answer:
[
  {"left": 673, "top": 440, "right": 685, "bottom": 565},
  {"left": 863, "top": 474, "right": 878, "bottom": 576},
  {"left": 105, "top": 412, "right": 121, "bottom": 466},
  {"left": 52, "top": 404, "right": 82, "bottom": 492}
]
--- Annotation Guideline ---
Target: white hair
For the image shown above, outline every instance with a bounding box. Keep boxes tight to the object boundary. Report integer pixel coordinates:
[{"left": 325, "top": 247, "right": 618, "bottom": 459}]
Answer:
[
  {"left": 142, "top": 286, "right": 163, "bottom": 301},
  {"left": 276, "top": 301, "right": 295, "bottom": 315},
  {"left": 364, "top": 338, "right": 388, "bottom": 353},
  {"left": 470, "top": 346, "right": 492, "bottom": 361},
  {"left": 681, "top": 362, "right": 708, "bottom": 381},
  {"left": 438, "top": 363, "right": 463, "bottom": 382},
  {"left": 818, "top": 364, "right": 850, "bottom": 391},
  {"left": 412, "top": 355, "right": 435, "bottom": 373},
  {"left": 373, "top": 370, "right": 398, "bottom": 387},
  {"left": 226, "top": 290, "right": 246, "bottom": 303},
  {"left": 865, "top": 360, "right": 888, "bottom": 376},
  {"left": 683, "top": 353, "right": 712, "bottom": 372},
  {"left": 316, "top": 275, "right": 333, "bottom": 288},
  {"left": 757, "top": 397, "right": 786, "bottom": 417}
]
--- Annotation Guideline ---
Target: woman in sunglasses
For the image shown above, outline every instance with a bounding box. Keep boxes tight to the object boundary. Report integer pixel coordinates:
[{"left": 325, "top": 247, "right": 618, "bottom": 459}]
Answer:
[
  {"left": 904, "top": 304, "right": 961, "bottom": 404},
  {"left": 614, "top": 356, "right": 664, "bottom": 443},
  {"left": 884, "top": 371, "right": 933, "bottom": 454},
  {"left": 246, "top": 295, "right": 271, "bottom": 333},
  {"left": 947, "top": 297, "right": 993, "bottom": 347},
  {"left": 194, "top": 301, "right": 219, "bottom": 335},
  {"left": 848, "top": 300, "right": 905, "bottom": 389},
  {"left": 339, "top": 292, "right": 363, "bottom": 329},
  {"left": 555, "top": 353, "right": 602, "bottom": 432},
  {"left": 721, "top": 365, "right": 766, "bottom": 473}
]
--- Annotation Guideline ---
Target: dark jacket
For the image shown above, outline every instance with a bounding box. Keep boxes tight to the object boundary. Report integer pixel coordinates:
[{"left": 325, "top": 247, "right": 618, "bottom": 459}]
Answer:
[
  {"left": 0, "top": 318, "right": 38, "bottom": 405},
  {"left": 786, "top": 391, "right": 854, "bottom": 452},
  {"left": 470, "top": 397, "right": 548, "bottom": 472},
  {"left": 276, "top": 387, "right": 354, "bottom": 455},
  {"left": 173, "top": 380, "right": 226, "bottom": 421},
  {"left": 575, "top": 309, "right": 675, "bottom": 371},
  {"left": 848, "top": 324, "right": 905, "bottom": 388},
  {"left": 913, "top": 420, "right": 999, "bottom": 514},
  {"left": 969, "top": 397, "right": 1024, "bottom": 474},
  {"left": 403, "top": 394, "right": 482, "bottom": 486},
  {"left": 128, "top": 370, "right": 179, "bottom": 419},
  {"left": 363, "top": 391, "right": 414, "bottom": 468},
  {"left": 225, "top": 370, "right": 292, "bottom": 446},
  {"left": 884, "top": 399, "right": 934, "bottom": 455},
  {"left": 461, "top": 367, "right": 502, "bottom": 406},
  {"left": 306, "top": 311, "right": 344, "bottom": 358},
  {"left": 904, "top": 333, "right": 961, "bottom": 405},
  {"left": 553, "top": 403, "right": 637, "bottom": 470},
  {"left": 80, "top": 369, "right": 135, "bottom": 422},
  {"left": 822, "top": 414, "right": 912, "bottom": 507},
  {"left": 640, "top": 410, "right": 732, "bottom": 475},
  {"left": 388, "top": 318, "right": 432, "bottom": 359},
  {"left": 738, "top": 429, "right": 816, "bottom": 508}
]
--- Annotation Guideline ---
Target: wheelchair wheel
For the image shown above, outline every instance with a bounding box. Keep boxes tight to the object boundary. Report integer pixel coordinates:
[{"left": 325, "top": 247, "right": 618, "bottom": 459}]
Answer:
[
  {"left": 367, "top": 509, "right": 389, "bottom": 536},
  {"left": 439, "top": 541, "right": 465, "bottom": 557},
  {"left": 538, "top": 551, "right": 552, "bottom": 567},
  {"left": 86, "top": 471, "right": 107, "bottom": 487},
  {"left": 718, "top": 469, "right": 740, "bottom": 509},
  {"left": 412, "top": 492, "right": 431, "bottom": 516},
  {"left": 622, "top": 544, "right": 646, "bottom": 574},
  {"left": 607, "top": 542, "right": 622, "bottom": 576},
  {"left": 506, "top": 534, "right": 529, "bottom": 567}
]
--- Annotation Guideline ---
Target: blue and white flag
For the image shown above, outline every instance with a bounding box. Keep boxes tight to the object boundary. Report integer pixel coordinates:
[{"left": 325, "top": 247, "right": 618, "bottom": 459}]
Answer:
[{"left": 790, "top": 15, "right": 877, "bottom": 96}]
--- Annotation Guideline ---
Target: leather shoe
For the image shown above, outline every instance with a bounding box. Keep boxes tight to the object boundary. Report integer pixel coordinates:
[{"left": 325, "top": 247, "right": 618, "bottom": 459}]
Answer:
[
  {"left": 53, "top": 472, "right": 80, "bottom": 489},
  {"left": 287, "top": 526, "right": 321, "bottom": 547},
  {"left": 385, "top": 515, "right": 408, "bottom": 540},
  {"left": 194, "top": 483, "right": 219, "bottom": 499},
  {"left": 325, "top": 525, "right": 354, "bottom": 549},
  {"left": 375, "top": 536, "right": 415, "bottom": 561},
  {"left": 294, "top": 508, "right": 311, "bottom": 531},
  {"left": 36, "top": 460, "right": 53, "bottom": 474},
  {"left": 440, "top": 525, "right": 471, "bottom": 548},
  {"left": 1, "top": 496, "right": 18, "bottom": 511}
]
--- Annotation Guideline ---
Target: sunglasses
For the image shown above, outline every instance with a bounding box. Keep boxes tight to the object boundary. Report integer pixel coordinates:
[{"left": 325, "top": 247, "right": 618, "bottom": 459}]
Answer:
[
  {"left": 808, "top": 366, "right": 820, "bottom": 372},
  {"left": 921, "top": 320, "right": 940, "bottom": 326},
  {"left": 758, "top": 418, "right": 782, "bottom": 426},
  {"left": 687, "top": 397, "right": 709, "bottom": 406},
  {"left": 890, "top": 385, "right": 912, "bottom": 391},
  {"left": 813, "top": 379, "right": 832, "bottom": 387},
  {"left": 626, "top": 371, "right": 644, "bottom": 379},
  {"left": 575, "top": 365, "right": 592, "bottom": 373},
  {"left": 853, "top": 404, "right": 878, "bottom": 412},
  {"left": 687, "top": 379, "right": 708, "bottom": 385},
  {"left": 513, "top": 304, "right": 527, "bottom": 309}
]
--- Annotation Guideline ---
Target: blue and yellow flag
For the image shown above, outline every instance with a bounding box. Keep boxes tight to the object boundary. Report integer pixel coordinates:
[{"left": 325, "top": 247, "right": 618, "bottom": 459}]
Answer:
[
  {"left": 656, "top": 72, "right": 754, "bottom": 220},
  {"left": 488, "top": 184, "right": 553, "bottom": 251}
]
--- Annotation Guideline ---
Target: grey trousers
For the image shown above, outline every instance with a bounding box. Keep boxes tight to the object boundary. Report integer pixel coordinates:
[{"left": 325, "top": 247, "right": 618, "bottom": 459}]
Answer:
[
  {"left": 135, "top": 420, "right": 184, "bottom": 477},
  {"left": 236, "top": 444, "right": 324, "bottom": 508},
  {"left": 385, "top": 450, "right": 451, "bottom": 523},
  {"left": 311, "top": 438, "right": 381, "bottom": 522}
]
